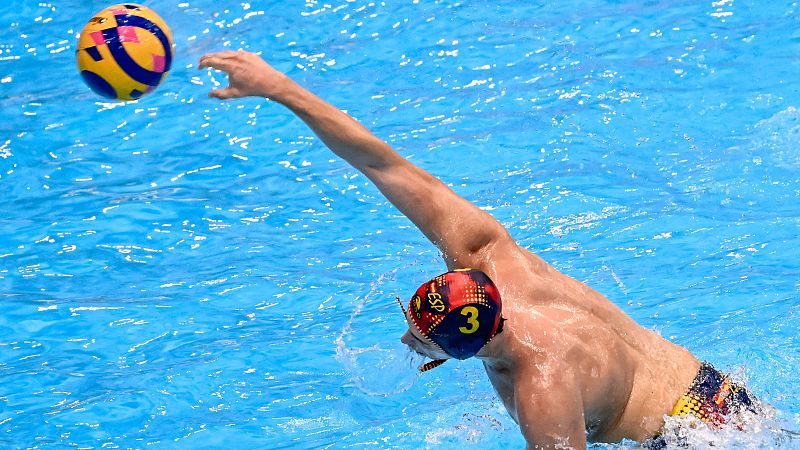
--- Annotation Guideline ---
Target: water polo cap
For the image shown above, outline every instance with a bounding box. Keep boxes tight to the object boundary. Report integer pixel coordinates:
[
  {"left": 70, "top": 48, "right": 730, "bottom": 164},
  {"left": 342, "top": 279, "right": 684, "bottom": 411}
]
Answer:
[{"left": 405, "top": 269, "right": 503, "bottom": 360}]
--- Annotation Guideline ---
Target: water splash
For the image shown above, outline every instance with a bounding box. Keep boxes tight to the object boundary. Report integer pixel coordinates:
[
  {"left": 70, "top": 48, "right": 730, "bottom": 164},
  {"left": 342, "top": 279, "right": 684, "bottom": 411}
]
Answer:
[
  {"left": 425, "top": 411, "right": 507, "bottom": 445},
  {"left": 751, "top": 106, "right": 800, "bottom": 168},
  {"left": 655, "top": 409, "right": 800, "bottom": 449},
  {"left": 334, "top": 266, "right": 423, "bottom": 396}
]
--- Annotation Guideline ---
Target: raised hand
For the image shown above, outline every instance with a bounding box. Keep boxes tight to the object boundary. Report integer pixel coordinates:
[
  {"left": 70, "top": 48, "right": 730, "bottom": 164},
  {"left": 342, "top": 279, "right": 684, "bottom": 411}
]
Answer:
[{"left": 198, "top": 50, "right": 292, "bottom": 101}]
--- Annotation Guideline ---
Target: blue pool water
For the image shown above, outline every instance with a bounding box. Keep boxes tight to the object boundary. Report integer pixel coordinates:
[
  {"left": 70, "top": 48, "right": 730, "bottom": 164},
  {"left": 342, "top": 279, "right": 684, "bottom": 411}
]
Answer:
[{"left": 2, "top": 0, "right": 800, "bottom": 448}]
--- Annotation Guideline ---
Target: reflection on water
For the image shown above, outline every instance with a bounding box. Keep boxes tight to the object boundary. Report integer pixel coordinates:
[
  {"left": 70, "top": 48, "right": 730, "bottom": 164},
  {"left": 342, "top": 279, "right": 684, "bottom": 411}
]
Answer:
[{"left": 1, "top": 0, "right": 799, "bottom": 448}]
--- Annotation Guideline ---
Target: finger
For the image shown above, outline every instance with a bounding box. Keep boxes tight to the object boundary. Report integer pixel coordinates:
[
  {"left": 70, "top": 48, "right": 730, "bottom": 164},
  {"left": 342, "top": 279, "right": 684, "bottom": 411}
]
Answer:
[
  {"left": 198, "top": 52, "right": 237, "bottom": 70},
  {"left": 197, "top": 55, "right": 213, "bottom": 69},
  {"left": 200, "top": 58, "right": 234, "bottom": 72},
  {"left": 208, "top": 87, "right": 237, "bottom": 100},
  {"left": 200, "top": 50, "right": 236, "bottom": 60},
  {"left": 198, "top": 54, "right": 222, "bottom": 70}
]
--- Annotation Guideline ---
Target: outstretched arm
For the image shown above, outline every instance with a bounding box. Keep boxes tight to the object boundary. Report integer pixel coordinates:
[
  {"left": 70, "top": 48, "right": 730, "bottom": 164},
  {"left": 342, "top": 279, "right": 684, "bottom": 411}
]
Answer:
[{"left": 199, "top": 50, "right": 513, "bottom": 268}]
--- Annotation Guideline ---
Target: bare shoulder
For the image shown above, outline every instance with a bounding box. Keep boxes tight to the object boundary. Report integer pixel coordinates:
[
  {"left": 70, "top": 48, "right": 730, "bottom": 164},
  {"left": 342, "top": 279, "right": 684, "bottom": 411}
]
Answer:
[{"left": 474, "top": 239, "right": 553, "bottom": 282}]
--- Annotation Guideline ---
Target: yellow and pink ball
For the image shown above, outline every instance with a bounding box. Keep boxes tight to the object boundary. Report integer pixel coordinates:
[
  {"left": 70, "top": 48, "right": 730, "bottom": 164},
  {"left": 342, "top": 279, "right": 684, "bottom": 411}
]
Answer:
[{"left": 76, "top": 4, "right": 174, "bottom": 101}]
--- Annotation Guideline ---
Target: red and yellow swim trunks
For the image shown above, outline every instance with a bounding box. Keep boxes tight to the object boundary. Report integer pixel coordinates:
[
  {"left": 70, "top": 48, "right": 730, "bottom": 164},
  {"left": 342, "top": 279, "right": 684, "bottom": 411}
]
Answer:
[
  {"left": 670, "top": 362, "right": 757, "bottom": 425},
  {"left": 646, "top": 362, "right": 759, "bottom": 449}
]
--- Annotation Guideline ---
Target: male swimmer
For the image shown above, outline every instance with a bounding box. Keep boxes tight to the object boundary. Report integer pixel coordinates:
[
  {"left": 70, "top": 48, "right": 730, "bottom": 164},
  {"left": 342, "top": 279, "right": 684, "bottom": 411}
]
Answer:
[{"left": 199, "top": 50, "right": 759, "bottom": 449}]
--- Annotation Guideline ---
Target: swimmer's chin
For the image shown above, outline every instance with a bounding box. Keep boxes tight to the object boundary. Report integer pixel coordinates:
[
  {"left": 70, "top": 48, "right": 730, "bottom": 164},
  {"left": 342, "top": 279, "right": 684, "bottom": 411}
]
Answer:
[
  {"left": 405, "top": 347, "right": 429, "bottom": 360},
  {"left": 404, "top": 347, "right": 441, "bottom": 364},
  {"left": 409, "top": 346, "right": 449, "bottom": 361}
]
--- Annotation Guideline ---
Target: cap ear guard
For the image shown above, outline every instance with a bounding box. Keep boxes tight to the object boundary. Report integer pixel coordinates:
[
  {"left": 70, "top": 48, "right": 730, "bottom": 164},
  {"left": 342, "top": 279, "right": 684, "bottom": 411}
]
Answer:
[
  {"left": 419, "top": 359, "right": 446, "bottom": 372},
  {"left": 397, "top": 295, "right": 448, "bottom": 372}
]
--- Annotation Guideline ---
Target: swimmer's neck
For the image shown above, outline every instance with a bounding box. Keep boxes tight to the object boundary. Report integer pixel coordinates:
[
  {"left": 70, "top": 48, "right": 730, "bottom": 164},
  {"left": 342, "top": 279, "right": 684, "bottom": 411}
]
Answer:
[{"left": 474, "top": 330, "right": 511, "bottom": 369}]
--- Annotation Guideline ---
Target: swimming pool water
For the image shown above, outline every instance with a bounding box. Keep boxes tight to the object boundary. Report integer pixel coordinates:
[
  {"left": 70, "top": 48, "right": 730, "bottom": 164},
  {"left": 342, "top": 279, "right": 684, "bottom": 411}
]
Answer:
[{"left": 1, "top": 1, "right": 799, "bottom": 448}]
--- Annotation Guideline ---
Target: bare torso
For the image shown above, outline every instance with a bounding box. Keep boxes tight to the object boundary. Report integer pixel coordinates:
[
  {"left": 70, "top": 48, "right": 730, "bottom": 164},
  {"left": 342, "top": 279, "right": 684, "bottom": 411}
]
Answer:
[{"left": 475, "top": 243, "right": 701, "bottom": 444}]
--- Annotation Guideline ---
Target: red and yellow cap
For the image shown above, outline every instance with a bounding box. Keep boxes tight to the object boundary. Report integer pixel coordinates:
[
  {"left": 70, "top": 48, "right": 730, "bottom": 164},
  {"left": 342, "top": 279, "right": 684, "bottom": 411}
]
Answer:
[{"left": 403, "top": 269, "right": 503, "bottom": 360}]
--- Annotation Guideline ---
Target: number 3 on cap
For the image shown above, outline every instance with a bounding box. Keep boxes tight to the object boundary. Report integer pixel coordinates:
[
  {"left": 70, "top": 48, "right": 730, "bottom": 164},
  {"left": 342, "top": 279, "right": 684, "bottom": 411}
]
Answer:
[{"left": 459, "top": 306, "right": 479, "bottom": 334}]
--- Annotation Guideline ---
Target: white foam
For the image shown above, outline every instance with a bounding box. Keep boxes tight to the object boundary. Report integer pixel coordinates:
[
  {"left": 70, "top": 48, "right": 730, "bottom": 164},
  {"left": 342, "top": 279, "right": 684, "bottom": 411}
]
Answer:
[
  {"left": 655, "top": 408, "right": 800, "bottom": 449},
  {"left": 751, "top": 106, "right": 800, "bottom": 168}
]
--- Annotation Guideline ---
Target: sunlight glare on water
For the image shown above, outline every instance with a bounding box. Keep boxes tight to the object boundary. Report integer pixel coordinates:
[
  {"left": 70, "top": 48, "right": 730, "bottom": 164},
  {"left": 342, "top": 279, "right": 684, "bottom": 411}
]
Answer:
[{"left": 1, "top": 0, "right": 799, "bottom": 448}]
